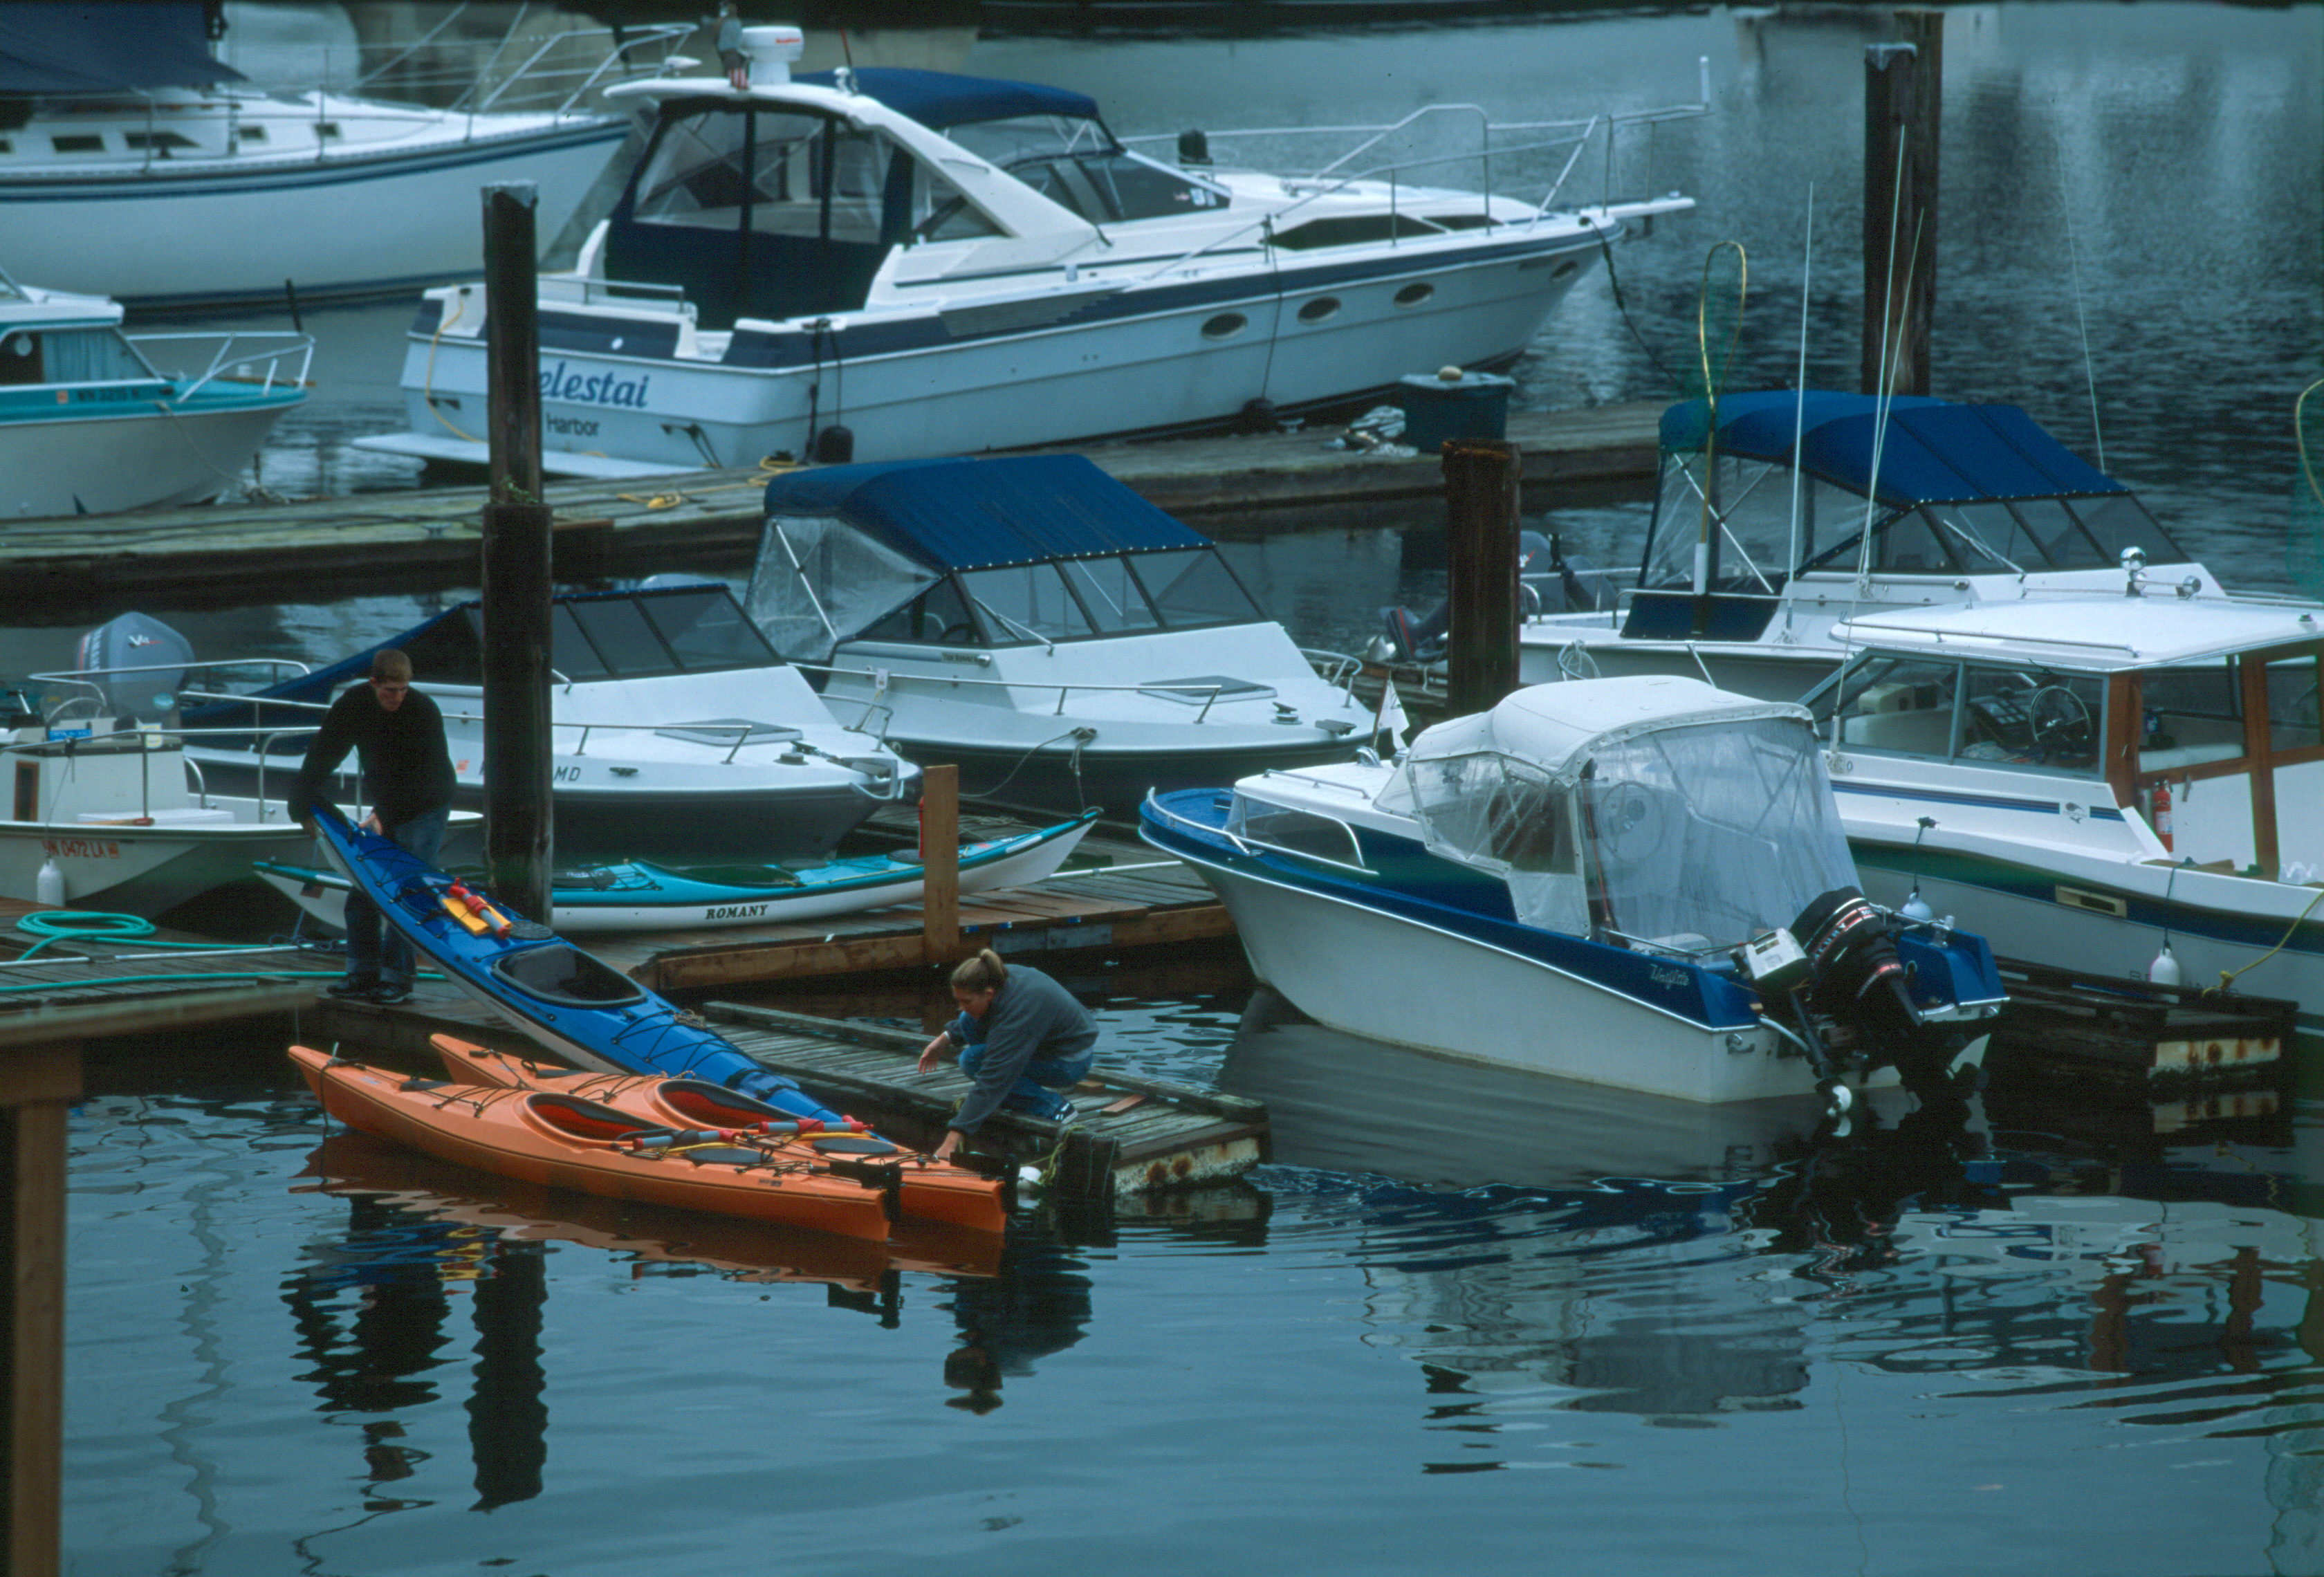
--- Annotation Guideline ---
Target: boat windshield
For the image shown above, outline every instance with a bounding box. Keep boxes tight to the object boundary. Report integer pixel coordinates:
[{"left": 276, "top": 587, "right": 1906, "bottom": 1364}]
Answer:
[
  {"left": 1578, "top": 715, "right": 1857, "bottom": 950},
  {"left": 1639, "top": 448, "right": 2188, "bottom": 589},
  {"left": 1809, "top": 654, "right": 2105, "bottom": 777},
  {"left": 947, "top": 115, "right": 1226, "bottom": 223}
]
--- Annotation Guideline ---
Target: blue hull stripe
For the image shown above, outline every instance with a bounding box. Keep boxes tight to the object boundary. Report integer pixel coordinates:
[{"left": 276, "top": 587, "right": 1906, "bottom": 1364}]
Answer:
[{"left": 1837, "top": 780, "right": 2125, "bottom": 820}]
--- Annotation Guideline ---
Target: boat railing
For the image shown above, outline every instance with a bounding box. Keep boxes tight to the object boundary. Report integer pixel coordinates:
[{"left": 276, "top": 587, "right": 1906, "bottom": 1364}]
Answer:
[
  {"left": 1302, "top": 647, "right": 1365, "bottom": 693},
  {"left": 173, "top": 687, "right": 889, "bottom": 773},
  {"left": 800, "top": 661, "right": 1257, "bottom": 723},
  {"left": 1142, "top": 788, "right": 1378, "bottom": 878},
  {"left": 30, "top": 659, "right": 314, "bottom": 722},
  {"left": 1118, "top": 63, "right": 1708, "bottom": 284},
  {"left": 5, "top": 720, "right": 352, "bottom": 824},
  {"left": 243, "top": 17, "right": 694, "bottom": 120},
  {"left": 124, "top": 329, "right": 316, "bottom": 402}
]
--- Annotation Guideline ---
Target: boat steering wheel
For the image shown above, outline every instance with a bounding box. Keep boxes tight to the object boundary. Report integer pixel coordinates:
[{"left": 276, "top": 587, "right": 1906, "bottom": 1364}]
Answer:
[{"left": 2028, "top": 685, "right": 2094, "bottom": 757}]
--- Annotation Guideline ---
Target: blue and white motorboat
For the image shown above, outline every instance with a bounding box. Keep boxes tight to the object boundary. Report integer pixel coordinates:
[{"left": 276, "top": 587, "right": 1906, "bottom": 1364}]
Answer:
[
  {"left": 0, "top": 265, "right": 309, "bottom": 516},
  {"left": 744, "top": 454, "right": 1396, "bottom": 816},
  {"left": 172, "top": 584, "right": 917, "bottom": 864},
  {"left": 255, "top": 807, "right": 1098, "bottom": 934},
  {"left": 1141, "top": 675, "right": 2006, "bottom": 1105},
  {"left": 1804, "top": 595, "right": 2324, "bottom": 1029},
  {"left": 353, "top": 26, "right": 1702, "bottom": 477},
  {"left": 0, "top": 4, "right": 683, "bottom": 309},
  {"left": 1470, "top": 391, "right": 2300, "bottom": 701},
  {"left": 308, "top": 802, "right": 836, "bottom": 1116}
]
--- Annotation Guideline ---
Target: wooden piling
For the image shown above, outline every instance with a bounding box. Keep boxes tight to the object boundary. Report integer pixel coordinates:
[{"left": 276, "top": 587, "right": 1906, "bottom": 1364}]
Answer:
[
  {"left": 1862, "top": 15, "right": 1942, "bottom": 398},
  {"left": 1442, "top": 439, "right": 1522, "bottom": 717},
  {"left": 3, "top": 1042, "right": 79, "bottom": 1577},
  {"left": 920, "top": 764, "right": 960, "bottom": 967},
  {"left": 479, "top": 182, "right": 554, "bottom": 923}
]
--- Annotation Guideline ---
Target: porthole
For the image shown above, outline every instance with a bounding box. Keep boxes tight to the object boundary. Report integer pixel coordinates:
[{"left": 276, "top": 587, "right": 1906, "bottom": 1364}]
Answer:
[
  {"left": 1201, "top": 312, "right": 1248, "bottom": 340},
  {"left": 1296, "top": 296, "right": 1341, "bottom": 324},
  {"left": 1392, "top": 282, "right": 1435, "bottom": 308},
  {"left": 1551, "top": 259, "right": 1580, "bottom": 281}
]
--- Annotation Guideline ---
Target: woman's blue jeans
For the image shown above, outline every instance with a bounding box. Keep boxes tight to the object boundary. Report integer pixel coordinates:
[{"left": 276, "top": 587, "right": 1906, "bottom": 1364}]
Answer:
[
  {"left": 341, "top": 807, "right": 449, "bottom": 988},
  {"left": 957, "top": 1042, "right": 1094, "bottom": 1121}
]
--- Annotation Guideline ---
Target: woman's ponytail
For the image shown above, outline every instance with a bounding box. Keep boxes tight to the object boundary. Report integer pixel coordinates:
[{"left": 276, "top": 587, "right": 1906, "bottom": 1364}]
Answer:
[{"left": 950, "top": 947, "right": 1007, "bottom": 993}]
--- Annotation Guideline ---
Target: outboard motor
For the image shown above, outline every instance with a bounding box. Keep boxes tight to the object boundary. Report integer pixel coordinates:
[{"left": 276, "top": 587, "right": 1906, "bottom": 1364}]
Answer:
[
  {"left": 1789, "top": 887, "right": 1921, "bottom": 1051},
  {"left": 72, "top": 612, "right": 194, "bottom": 725},
  {"left": 1737, "top": 886, "right": 1947, "bottom": 1119}
]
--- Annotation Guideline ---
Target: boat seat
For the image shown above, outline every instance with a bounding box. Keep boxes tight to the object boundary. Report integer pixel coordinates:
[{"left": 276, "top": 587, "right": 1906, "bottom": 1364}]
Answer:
[{"left": 812, "top": 1136, "right": 901, "bottom": 1156}]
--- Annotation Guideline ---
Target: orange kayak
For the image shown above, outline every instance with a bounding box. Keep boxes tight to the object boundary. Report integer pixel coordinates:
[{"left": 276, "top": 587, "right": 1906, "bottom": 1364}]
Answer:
[
  {"left": 289, "top": 1044, "right": 897, "bottom": 1243},
  {"left": 295, "top": 1128, "right": 1004, "bottom": 1288},
  {"left": 429, "top": 1033, "right": 1012, "bottom": 1235}
]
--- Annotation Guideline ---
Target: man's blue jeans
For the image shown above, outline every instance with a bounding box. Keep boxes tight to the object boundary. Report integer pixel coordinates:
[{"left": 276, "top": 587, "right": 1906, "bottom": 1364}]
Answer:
[
  {"left": 957, "top": 1042, "right": 1094, "bottom": 1121},
  {"left": 341, "top": 806, "right": 449, "bottom": 989}
]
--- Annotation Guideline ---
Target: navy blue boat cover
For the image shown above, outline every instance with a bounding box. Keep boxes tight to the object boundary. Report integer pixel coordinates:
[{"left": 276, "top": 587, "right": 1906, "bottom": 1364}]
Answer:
[
  {"left": 0, "top": 3, "right": 243, "bottom": 93},
  {"left": 762, "top": 454, "right": 1211, "bottom": 571},
  {"left": 1660, "top": 391, "right": 2128, "bottom": 507},
  {"left": 794, "top": 66, "right": 1098, "bottom": 129}
]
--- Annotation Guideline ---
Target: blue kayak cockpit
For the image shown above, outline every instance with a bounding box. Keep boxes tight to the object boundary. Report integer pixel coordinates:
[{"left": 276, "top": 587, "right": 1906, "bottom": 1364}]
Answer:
[{"left": 490, "top": 944, "right": 649, "bottom": 1009}]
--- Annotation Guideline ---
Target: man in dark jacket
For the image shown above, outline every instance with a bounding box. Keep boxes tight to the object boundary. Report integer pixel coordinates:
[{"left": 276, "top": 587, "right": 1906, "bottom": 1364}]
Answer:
[{"left": 293, "top": 649, "right": 457, "bottom": 1004}]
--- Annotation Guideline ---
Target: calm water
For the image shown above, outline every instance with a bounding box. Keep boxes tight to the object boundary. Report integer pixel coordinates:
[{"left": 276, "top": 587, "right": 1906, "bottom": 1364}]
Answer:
[
  {"left": 40, "top": 7, "right": 2324, "bottom": 1572},
  {"left": 64, "top": 990, "right": 2324, "bottom": 1577}
]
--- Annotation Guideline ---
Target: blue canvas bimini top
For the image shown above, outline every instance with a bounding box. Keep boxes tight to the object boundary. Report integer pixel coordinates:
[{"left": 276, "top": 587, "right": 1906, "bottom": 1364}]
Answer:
[
  {"left": 793, "top": 66, "right": 1099, "bottom": 129},
  {"left": 1660, "top": 391, "right": 2128, "bottom": 508},
  {"left": 762, "top": 454, "right": 1212, "bottom": 571}
]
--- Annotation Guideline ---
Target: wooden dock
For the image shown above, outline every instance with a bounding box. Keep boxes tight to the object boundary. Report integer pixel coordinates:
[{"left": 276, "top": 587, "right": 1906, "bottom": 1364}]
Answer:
[{"left": 0, "top": 402, "right": 1660, "bottom": 611}]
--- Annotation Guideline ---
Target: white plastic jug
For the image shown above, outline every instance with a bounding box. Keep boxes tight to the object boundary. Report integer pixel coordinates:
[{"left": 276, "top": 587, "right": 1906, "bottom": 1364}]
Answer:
[{"left": 36, "top": 856, "right": 65, "bottom": 905}]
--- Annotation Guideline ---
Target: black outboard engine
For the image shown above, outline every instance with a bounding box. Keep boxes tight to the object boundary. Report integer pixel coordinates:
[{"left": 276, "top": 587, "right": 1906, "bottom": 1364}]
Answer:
[
  {"left": 1789, "top": 887, "right": 1921, "bottom": 1052},
  {"left": 72, "top": 612, "right": 194, "bottom": 725}
]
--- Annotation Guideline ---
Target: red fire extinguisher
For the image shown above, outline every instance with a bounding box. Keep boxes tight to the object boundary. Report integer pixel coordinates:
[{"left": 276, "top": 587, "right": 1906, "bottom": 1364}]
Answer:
[{"left": 2151, "top": 778, "right": 2173, "bottom": 851}]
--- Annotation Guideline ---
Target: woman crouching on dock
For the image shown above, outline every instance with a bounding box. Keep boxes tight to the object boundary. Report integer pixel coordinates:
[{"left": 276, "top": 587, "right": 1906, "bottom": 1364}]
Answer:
[{"left": 919, "top": 949, "right": 1098, "bottom": 1160}]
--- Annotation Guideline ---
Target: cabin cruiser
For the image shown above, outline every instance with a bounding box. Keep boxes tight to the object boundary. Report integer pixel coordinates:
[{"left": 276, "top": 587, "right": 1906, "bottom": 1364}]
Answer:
[
  {"left": 0, "top": 265, "right": 308, "bottom": 516},
  {"left": 1374, "top": 391, "right": 2290, "bottom": 701},
  {"left": 1141, "top": 676, "right": 2005, "bottom": 1105},
  {"left": 353, "top": 26, "right": 1702, "bottom": 477},
  {"left": 170, "top": 584, "right": 916, "bottom": 864},
  {"left": 743, "top": 454, "right": 1396, "bottom": 817},
  {"left": 0, "top": 3, "right": 681, "bottom": 308},
  {"left": 1804, "top": 596, "right": 2324, "bottom": 1028}
]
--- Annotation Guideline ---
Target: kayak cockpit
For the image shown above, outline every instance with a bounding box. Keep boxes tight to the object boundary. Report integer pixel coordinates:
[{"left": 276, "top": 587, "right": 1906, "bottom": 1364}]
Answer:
[{"left": 490, "top": 944, "right": 649, "bottom": 1008}]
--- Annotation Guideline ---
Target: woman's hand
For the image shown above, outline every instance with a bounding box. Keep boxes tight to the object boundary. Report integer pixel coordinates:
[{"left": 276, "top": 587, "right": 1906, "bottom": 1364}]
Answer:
[
  {"left": 916, "top": 1032, "right": 950, "bottom": 1074},
  {"left": 932, "top": 1129, "right": 963, "bottom": 1162}
]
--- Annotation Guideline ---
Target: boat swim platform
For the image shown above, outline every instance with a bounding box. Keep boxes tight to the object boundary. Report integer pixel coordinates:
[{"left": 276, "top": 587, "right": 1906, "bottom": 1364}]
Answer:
[{"left": 0, "top": 402, "right": 1661, "bottom": 612}]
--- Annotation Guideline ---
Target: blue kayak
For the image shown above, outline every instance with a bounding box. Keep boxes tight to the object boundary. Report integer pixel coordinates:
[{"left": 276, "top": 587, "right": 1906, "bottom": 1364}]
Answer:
[{"left": 308, "top": 804, "right": 845, "bottom": 1122}]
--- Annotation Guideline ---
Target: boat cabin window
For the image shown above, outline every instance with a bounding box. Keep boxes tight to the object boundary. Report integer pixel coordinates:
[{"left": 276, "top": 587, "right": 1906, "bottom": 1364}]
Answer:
[
  {"left": 1798, "top": 495, "right": 2186, "bottom": 578},
  {"left": 1820, "top": 657, "right": 1960, "bottom": 758},
  {"left": 565, "top": 598, "right": 682, "bottom": 678},
  {"left": 612, "top": 102, "right": 922, "bottom": 327},
  {"left": 1959, "top": 663, "right": 2103, "bottom": 773},
  {"left": 960, "top": 563, "right": 1096, "bottom": 643},
  {"left": 854, "top": 577, "right": 979, "bottom": 646},
  {"left": 548, "top": 605, "right": 612, "bottom": 681},
  {"left": 1405, "top": 750, "right": 1586, "bottom": 934},
  {"left": 1126, "top": 548, "right": 1264, "bottom": 629},
  {"left": 1060, "top": 556, "right": 1162, "bottom": 634},
  {"left": 2139, "top": 661, "right": 2248, "bottom": 773},
  {"left": 0, "top": 328, "right": 151, "bottom": 387},
  {"left": 2267, "top": 651, "right": 2323, "bottom": 753}
]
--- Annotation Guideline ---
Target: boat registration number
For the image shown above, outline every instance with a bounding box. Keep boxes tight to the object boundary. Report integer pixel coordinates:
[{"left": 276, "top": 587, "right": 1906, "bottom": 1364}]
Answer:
[{"left": 42, "top": 838, "right": 122, "bottom": 860}]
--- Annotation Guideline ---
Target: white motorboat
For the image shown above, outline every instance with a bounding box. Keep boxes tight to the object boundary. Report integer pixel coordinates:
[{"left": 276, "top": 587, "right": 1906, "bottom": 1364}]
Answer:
[
  {"left": 1376, "top": 390, "right": 2288, "bottom": 701},
  {"left": 744, "top": 453, "right": 1397, "bottom": 817},
  {"left": 1802, "top": 596, "right": 2324, "bottom": 1028},
  {"left": 353, "top": 26, "right": 1702, "bottom": 477},
  {"left": 0, "top": 265, "right": 309, "bottom": 516},
  {"left": 0, "top": 4, "right": 684, "bottom": 308},
  {"left": 1141, "top": 675, "right": 2006, "bottom": 1105},
  {"left": 155, "top": 584, "right": 920, "bottom": 865},
  {"left": 0, "top": 682, "right": 476, "bottom": 916}
]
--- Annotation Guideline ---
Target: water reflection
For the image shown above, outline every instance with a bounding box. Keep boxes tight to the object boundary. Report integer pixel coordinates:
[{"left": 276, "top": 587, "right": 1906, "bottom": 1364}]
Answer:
[{"left": 1223, "top": 991, "right": 2324, "bottom": 1466}]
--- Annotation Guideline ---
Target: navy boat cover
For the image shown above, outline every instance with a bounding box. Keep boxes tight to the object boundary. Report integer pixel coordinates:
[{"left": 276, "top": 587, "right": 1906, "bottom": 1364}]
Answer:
[
  {"left": 0, "top": 3, "right": 243, "bottom": 93},
  {"left": 762, "top": 454, "right": 1211, "bottom": 571},
  {"left": 1660, "top": 391, "right": 2128, "bottom": 508},
  {"left": 794, "top": 66, "right": 1099, "bottom": 129}
]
